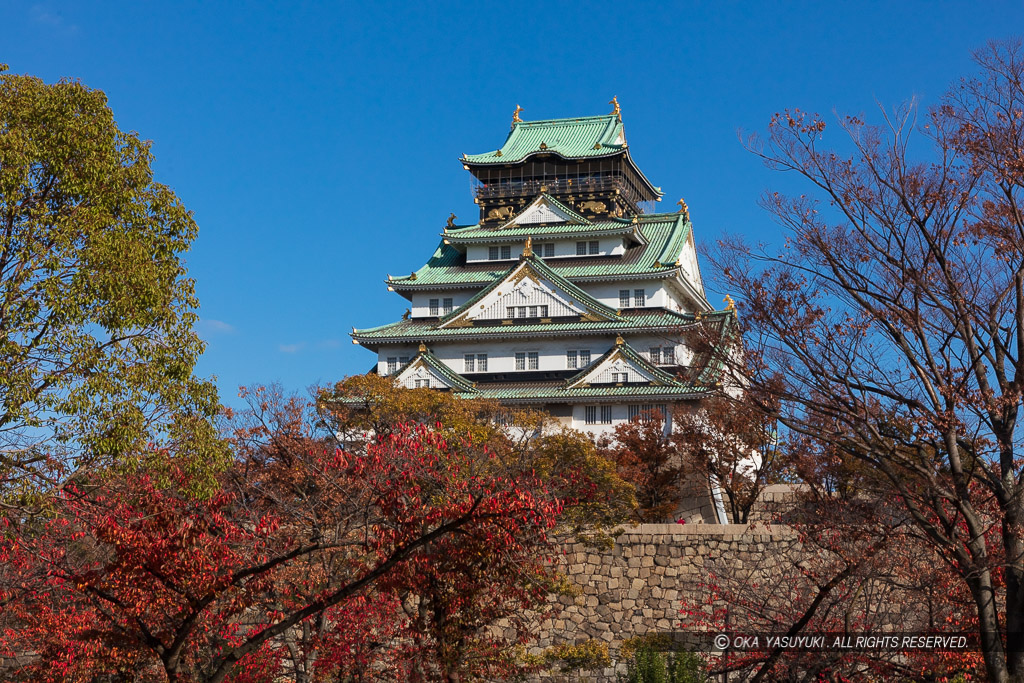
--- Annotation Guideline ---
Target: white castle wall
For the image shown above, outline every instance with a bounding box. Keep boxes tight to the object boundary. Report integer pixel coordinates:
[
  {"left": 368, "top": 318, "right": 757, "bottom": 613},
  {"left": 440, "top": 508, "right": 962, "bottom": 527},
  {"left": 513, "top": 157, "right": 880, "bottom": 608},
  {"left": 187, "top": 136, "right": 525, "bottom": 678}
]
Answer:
[{"left": 376, "top": 337, "right": 688, "bottom": 375}]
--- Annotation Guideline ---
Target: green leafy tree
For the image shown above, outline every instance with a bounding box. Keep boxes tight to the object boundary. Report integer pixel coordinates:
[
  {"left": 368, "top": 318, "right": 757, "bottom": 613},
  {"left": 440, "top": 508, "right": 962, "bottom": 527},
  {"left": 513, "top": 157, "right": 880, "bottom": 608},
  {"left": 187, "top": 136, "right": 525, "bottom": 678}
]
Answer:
[{"left": 0, "top": 66, "right": 220, "bottom": 498}]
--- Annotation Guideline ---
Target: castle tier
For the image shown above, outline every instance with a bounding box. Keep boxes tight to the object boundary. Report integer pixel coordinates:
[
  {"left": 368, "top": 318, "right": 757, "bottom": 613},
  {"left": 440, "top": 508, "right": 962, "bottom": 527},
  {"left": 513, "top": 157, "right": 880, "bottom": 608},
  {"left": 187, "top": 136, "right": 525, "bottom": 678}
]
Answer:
[{"left": 352, "top": 105, "right": 735, "bottom": 438}]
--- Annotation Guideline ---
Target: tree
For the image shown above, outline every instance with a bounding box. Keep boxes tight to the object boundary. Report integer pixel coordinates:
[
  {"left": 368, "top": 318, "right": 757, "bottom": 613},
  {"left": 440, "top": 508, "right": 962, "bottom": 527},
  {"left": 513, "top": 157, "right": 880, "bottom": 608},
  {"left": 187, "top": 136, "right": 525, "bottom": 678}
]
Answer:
[
  {"left": 0, "top": 387, "right": 582, "bottom": 682},
  {"left": 679, "top": 473, "right": 987, "bottom": 682},
  {"left": 322, "top": 376, "right": 636, "bottom": 541},
  {"left": 598, "top": 414, "right": 683, "bottom": 523},
  {"left": 710, "top": 39, "right": 1024, "bottom": 682},
  {"left": 0, "top": 66, "right": 220, "bottom": 498},
  {"left": 673, "top": 391, "right": 782, "bottom": 524}
]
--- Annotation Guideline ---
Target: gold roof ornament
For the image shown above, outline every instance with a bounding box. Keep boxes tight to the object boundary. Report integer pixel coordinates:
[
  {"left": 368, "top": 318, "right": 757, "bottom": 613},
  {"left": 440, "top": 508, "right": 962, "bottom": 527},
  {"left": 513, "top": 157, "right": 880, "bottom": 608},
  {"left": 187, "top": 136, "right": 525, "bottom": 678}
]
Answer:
[
  {"left": 677, "top": 198, "right": 690, "bottom": 221},
  {"left": 522, "top": 236, "right": 533, "bottom": 258},
  {"left": 609, "top": 95, "right": 621, "bottom": 121},
  {"left": 418, "top": 342, "right": 428, "bottom": 353},
  {"left": 446, "top": 212, "right": 456, "bottom": 229},
  {"left": 511, "top": 104, "right": 523, "bottom": 128},
  {"left": 724, "top": 294, "right": 736, "bottom": 311},
  {"left": 615, "top": 335, "right": 625, "bottom": 346}
]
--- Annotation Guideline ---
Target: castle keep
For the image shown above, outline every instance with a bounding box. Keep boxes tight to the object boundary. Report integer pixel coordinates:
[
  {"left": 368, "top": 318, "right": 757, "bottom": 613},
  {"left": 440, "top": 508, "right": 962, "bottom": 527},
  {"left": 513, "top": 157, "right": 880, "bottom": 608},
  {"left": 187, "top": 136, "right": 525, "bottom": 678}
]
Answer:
[{"left": 352, "top": 101, "right": 733, "bottom": 440}]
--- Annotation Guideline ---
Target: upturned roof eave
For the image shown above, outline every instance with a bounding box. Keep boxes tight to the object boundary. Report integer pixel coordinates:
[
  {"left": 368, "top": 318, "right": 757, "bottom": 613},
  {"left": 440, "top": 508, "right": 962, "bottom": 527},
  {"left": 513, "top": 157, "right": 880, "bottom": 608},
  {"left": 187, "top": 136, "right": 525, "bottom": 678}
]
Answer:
[
  {"left": 388, "top": 266, "right": 681, "bottom": 292},
  {"left": 461, "top": 147, "right": 626, "bottom": 166},
  {"left": 351, "top": 317, "right": 703, "bottom": 347},
  {"left": 441, "top": 224, "right": 636, "bottom": 245}
]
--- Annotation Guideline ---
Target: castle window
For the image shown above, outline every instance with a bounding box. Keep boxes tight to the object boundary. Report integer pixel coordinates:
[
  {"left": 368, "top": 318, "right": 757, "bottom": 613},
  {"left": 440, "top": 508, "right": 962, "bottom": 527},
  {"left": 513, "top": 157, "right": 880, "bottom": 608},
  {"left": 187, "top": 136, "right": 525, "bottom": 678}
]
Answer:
[
  {"left": 619, "top": 289, "right": 630, "bottom": 308},
  {"left": 515, "top": 352, "right": 526, "bottom": 370},
  {"left": 501, "top": 245, "right": 511, "bottom": 260},
  {"left": 648, "top": 347, "right": 674, "bottom": 365},
  {"left": 543, "top": 243, "right": 555, "bottom": 257},
  {"left": 414, "top": 378, "right": 430, "bottom": 388},
  {"left": 529, "top": 305, "right": 538, "bottom": 317},
  {"left": 399, "top": 356, "right": 409, "bottom": 366},
  {"left": 539, "top": 305, "right": 549, "bottom": 317},
  {"left": 576, "top": 241, "right": 587, "bottom": 256},
  {"left": 489, "top": 246, "right": 499, "bottom": 260},
  {"left": 629, "top": 404, "right": 664, "bottom": 421},
  {"left": 613, "top": 372, "right": 628, "bottom": 383},
  {"left": 589, "top": 241, "right": 600, "bottom": 254},
  {"left": 567, "top": 349, "right": 591, "bottom": 369},
  {"left": 634, "top": 289, "right": 646, "bottom": 306},
  {"left": 600, "top": 406, "right": 613, "bottom": 424},
  {"left": 443, "top": 298, "right": 453, "bottom": 315},
  {"left": 476, "top": 353, "right": 487, "bottom": 371},
  {"left": 387, "top": 357, "right": 398, "bottom": 373},
  {"left": 528, "top": 351, "right": 539, "bottom": 370},
  {"left": 585, "top": 406, "right": 598, "bottom": 424},
  {"left": 507, "top": 306, "right": 532, "bottom": 318},
  {"left": 464, "top": 354, "right": 475, "bottom": 372},
  {"left": 429, "top": 299, "right": 439, "bottom": 315}
]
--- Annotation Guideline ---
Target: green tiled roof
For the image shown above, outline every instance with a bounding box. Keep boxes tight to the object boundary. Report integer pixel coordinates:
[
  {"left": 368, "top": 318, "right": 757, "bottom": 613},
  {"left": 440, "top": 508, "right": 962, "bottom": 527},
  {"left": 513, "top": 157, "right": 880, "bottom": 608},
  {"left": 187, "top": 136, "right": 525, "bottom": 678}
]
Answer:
[
  {"left": 353, "top": 309, "right": 716, "bottom": 345},
  {"left": 352, "top": 309, "right": 737, "bottom": 348},
  {"left": 469, "top": 383, "right": 711, "bottom": 403},
  {"left": 464, "top": 115, "right": 625, "bottom": 165},
  {"left": 393, "top": 213, "right": 690, "bottom": 290},
  {"left": 445, "top": 221, "right": 636, "bottom": 243},
  {"left": 350, "top": 315, "right": 736, "bottom": 405},
  {"left": 443, "top": 195, "right": 643, "bottom": 243}
]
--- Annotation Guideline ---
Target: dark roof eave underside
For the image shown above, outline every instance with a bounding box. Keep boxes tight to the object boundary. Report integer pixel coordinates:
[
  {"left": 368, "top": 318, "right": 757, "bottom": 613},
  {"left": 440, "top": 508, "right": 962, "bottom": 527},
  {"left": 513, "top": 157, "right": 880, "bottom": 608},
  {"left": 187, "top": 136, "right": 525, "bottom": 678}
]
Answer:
[{"left": 462, "top": 148, "right": 661, "bottom": 198}]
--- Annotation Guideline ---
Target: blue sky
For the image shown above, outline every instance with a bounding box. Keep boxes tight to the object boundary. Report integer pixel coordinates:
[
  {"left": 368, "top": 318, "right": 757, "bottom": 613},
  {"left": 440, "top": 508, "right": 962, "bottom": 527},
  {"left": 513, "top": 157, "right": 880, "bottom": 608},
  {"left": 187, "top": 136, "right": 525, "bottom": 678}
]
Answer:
[{"left": 5, "top": 1, "right": 1022, "bottom": 405}]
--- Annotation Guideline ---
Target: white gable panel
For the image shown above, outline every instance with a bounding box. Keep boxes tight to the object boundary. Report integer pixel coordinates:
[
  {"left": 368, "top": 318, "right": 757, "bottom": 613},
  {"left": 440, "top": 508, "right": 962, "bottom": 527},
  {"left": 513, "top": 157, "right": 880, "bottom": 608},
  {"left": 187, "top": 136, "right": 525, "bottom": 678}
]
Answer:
[
  {"left": 572, "top": 351, "right": 661, "bottom": 387},
  {"left": 677, "top": 234, "right": 705, "bottom": 295},
  {"left": 516, "top": 201, "right": 568, "bottom": 224},
  {"left": 590, "top": 358, "right": 659, "bottom": 384},
  {"left": 394, "top": 361, "right": 452, "bottom": 390},
  {"left": 503, "top": 196, "right": 579, "bottom": 228},
  {"left": 469, "top": 275, "right": 583, "bottom": 321}
]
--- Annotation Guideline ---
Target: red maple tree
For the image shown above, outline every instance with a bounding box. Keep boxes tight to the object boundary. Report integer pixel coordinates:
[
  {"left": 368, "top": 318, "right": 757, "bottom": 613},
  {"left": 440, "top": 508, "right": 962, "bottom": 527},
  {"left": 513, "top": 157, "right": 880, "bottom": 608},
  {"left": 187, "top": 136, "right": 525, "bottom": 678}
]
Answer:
[{"left": 0, "top": 410, "right": 566, "bottom": 682}]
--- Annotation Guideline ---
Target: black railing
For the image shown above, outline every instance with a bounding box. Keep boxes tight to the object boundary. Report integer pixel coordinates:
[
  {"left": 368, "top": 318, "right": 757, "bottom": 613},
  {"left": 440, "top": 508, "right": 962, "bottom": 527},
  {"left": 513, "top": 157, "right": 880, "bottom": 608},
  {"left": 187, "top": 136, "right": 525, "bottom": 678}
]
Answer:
[{"left": 474, "top": 174, "right": 629, "bottom": 200}]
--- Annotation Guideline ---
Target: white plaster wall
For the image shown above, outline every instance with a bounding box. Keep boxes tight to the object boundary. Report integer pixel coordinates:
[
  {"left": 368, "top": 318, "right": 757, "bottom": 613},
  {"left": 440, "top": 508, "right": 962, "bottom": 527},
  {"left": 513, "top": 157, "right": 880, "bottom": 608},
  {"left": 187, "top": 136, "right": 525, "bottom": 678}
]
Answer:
[
  {"left": 409, "top": 292, "right": 474, "bottom": 318},
  {"left": 677, "top": 238, "right": 702, "bottom": 292},
  {"left": 376, "top": 335, "right": 693, "bottom": 377},
  {"left": 376, "top": 345, "right": 421, "bottom": 375},
  {"left": 465, "top": 237, "right": 625, "bottom": 263},
  {"left": 579, "top": 281, "right": 669, "bottom": 310},
  {"left": 567, "top": 404, "right": 669, "bottom": 435},
  {"left": 429, "top": 339, "right": 615, "bottom": 374}
]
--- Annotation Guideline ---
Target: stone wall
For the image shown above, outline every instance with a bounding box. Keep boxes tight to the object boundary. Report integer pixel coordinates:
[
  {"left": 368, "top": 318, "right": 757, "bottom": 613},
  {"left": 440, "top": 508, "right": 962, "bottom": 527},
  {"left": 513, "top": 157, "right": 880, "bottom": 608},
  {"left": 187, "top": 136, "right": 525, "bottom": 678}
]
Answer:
[{"left": 530, "top": 522, "right": 800, "bottom": 681}]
